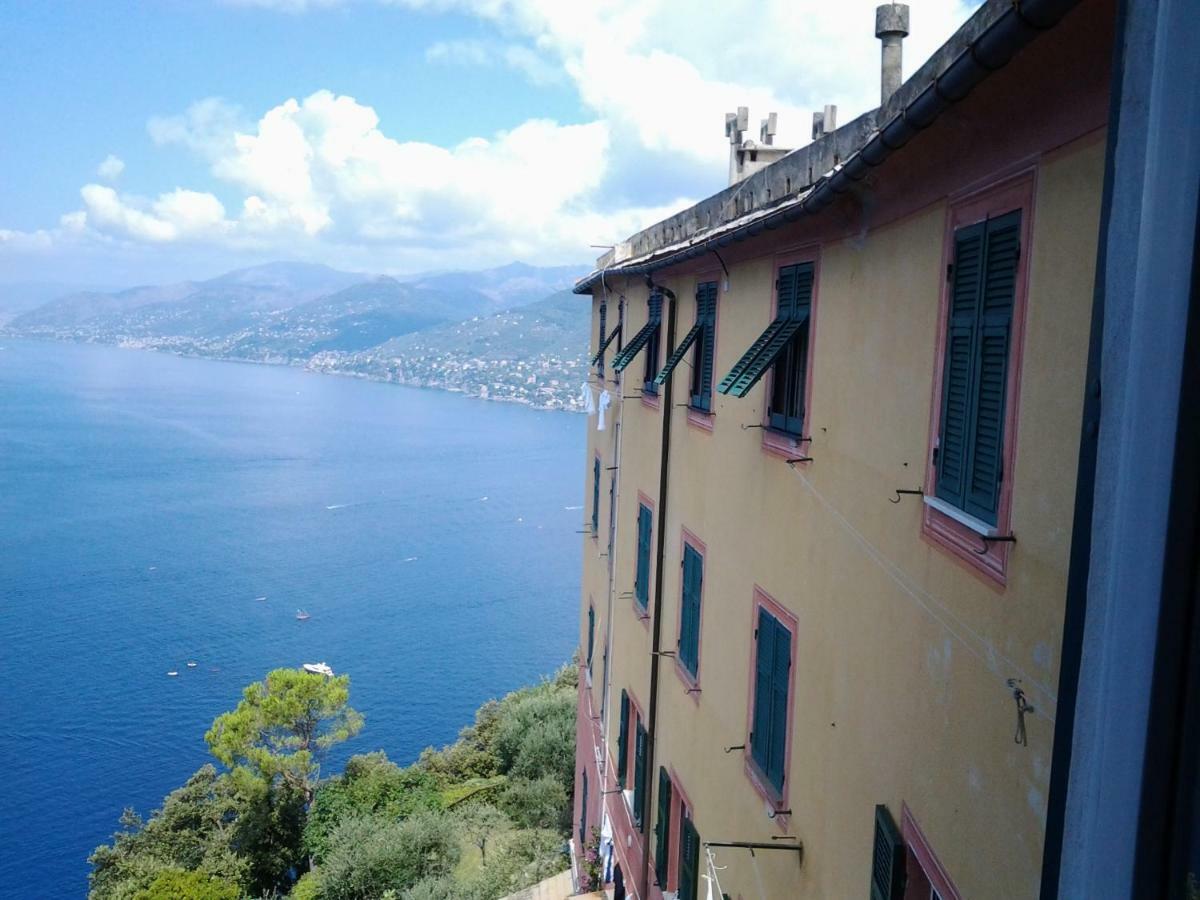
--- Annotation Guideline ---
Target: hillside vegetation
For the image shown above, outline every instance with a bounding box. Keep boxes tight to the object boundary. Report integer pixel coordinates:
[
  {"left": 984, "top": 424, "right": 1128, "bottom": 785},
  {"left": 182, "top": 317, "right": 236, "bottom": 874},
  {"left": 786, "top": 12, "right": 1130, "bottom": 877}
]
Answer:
[{"left": 89, "top": 665, "right": 578, "bottom": 900}]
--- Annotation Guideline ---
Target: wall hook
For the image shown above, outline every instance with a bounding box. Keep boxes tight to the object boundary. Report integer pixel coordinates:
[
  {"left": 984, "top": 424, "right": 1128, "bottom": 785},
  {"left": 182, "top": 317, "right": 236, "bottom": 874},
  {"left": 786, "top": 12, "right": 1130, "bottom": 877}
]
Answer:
[
  {"left": 724, "top": 743, "right": 746, "bottom": 754},
  {"left": 741, "top": 423, "right": 766, "bottom": 430},
  {"left": 976, "top": 533, "right": 1017, "bottom": 555},
  {"left": 1007, "top": 678, "right": 1035, "bottom": 746},
  {"left": 767, "top": 808, "right": 793, "bottom": 820},
  {"left": 890, "top": 488, "right": 924, "bottom": 504},
  {"left": 786, "top": 457, "right": 813, "bottom": 465}
]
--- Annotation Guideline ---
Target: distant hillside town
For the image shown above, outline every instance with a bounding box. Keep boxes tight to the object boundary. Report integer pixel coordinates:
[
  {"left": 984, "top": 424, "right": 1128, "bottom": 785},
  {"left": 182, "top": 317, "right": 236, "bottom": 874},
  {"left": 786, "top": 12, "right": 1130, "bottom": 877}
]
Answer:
[{"left": 0, "top": 261, "right": 590, "bottom": 412}]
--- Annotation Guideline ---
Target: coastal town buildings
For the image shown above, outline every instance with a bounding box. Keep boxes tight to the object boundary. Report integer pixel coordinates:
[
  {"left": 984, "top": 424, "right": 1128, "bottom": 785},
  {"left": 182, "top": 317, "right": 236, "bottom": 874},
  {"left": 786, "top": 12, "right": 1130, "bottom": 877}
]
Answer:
[{"left": 570, "top": 1, "right": 1132, "bottom": 896}]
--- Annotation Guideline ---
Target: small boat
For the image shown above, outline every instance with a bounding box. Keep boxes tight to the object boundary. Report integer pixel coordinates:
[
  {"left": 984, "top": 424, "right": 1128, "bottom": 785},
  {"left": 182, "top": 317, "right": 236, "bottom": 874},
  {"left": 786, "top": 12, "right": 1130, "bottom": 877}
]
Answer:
[
  {"left": 302, "top": 662, "right": 334, "bottom": 677},
  {"left": 255, "top": 596, "right": 267, "bottom": 602},
  {"left": 167, "top": 670, "right": 179, "bottom": 677},
  {"left": 296, "top": 609, "right": 311, "bottom": 621},
  {"left": 186, "top": 661, "right": 197, "bottom": 668}
]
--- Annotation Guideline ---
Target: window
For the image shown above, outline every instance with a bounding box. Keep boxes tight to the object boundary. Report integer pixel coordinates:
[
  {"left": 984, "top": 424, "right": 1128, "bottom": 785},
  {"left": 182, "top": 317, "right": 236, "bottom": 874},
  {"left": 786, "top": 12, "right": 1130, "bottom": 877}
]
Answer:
[
  {"left": 678, "top": 542, "right": 703, "bottom": 679},
  {"left": 643, "top": 296, "right": 663, "bottom": 396},
  {"left": 900, "top": 803, "right": 961, "bottom": 899},
  {"left": 635, "top": 503, "right": 652, "bottom": 610},
  {"left": 750, "top": 603, "right": 792, "bottom": 797},
  {"left": 932, "top": 211, "right": 1021, "bottom": 527},
  {"left": 717, "top": 262, "right": 814, "bottom": 437},
  {"left": 611, "top": 292, "right": 662, "bottom": 387},
  {"left": 633, "top": 719, "right": 648, "bottom": 831},
  {"left": 653, "top": 281, "right": 717, "bottom": 412},
  {"left": 591, "top": 457, "right": 600, "bottom": 535},
  {"left": 586, "top": 604, "right": 595, "bottom": 676}
]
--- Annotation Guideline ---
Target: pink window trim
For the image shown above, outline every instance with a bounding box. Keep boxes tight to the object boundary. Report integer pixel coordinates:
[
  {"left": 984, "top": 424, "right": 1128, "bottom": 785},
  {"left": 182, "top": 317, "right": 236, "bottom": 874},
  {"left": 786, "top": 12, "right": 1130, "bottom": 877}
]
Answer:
[
  {"left": 901, "top": 802, "right": 962, "bottom": 900},
  {"left": 633, "top": 490, "right": 655, "bottom": 628},
  {"left": 922, "top": 169, "right": 1036, "bottom": 586},
  {"left": 686, "top": 270, "right": 722, "bottom": 433},
  {"left": 660, "top": 765, "right": 695, "bottom": 893},
  {"left": 741, "top": 585, "right": 798, "bottom": 829},
  {"left": 621, "top": 686, "right": 646, "bottom": 795},
  {"left": 761, "top": 246, "right": 821, "bottom": 463},
  {"left": 673, "top": 526, "right": 706, "bottom": 701}
]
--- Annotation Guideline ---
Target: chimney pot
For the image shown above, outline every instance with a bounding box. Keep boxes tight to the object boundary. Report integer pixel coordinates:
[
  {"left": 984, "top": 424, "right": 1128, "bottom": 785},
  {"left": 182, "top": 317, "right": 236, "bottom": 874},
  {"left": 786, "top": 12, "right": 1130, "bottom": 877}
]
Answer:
[{"left": 875, "top": 3, "right": 910, "bottom": 105}]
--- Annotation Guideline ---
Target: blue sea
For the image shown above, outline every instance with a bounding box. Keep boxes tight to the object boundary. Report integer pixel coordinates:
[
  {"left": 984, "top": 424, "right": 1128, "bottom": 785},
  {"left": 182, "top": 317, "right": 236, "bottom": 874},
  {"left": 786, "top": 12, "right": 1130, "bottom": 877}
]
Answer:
[{"left": 0, "top": 339, "right": 583, "bottom": 897}]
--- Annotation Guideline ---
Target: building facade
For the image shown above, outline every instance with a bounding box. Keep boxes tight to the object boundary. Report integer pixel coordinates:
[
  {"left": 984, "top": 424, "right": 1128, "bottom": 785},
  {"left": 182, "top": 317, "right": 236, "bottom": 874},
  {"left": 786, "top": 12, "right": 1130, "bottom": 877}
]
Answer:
[{"left": 572, "top": 1, "right": 1114, "bottom": 898}]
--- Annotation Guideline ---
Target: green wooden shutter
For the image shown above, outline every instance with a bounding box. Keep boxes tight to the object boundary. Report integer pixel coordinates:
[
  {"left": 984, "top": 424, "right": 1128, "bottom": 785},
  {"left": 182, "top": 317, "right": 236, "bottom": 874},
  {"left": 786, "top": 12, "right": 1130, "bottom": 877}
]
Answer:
[
  {"left": 964, "top": 211, "right": 1019, "bottom": 524},
  {"left": 871, "top": 805, "right": 906, "bottom": 900},
  {"left": 767, "top": 618, "right": 792, "bottom": 792},
  {"left": 580, "top": 769, "right": 589, "bottom": 843},
  {"left": 679, "top": 545, "right": 702, "bottom": 676},
  {"left": 597, "top": 302, "right": 607, "bottom": 373},
  {"left": 936, "top": 222, "right": 985, "bottom": 510},
  {"left": 617, "top": 690, "right": 629, "bottom": 787},
  {"left": 592, "top": 458, "right": 600, "bottom": 532},
  {"left": 636, "top": 504, "right": 651, "bottom": 608},
  {"left": 679, "top": 815, "right": 700, "bottom": 900},
  {"left": 654, "top": 767, "right": 672, "bottom": 887},
  {"left": 587, "top": 605, "right": 595, "bottom": 672},
  {"left": 692, "top": 283, "right": 718, "bottom": 410},
  {"left": 751, "top": 608, "right": 774, "bottom": 774},
  {"left": 633, "top": 721, "right": 648, "bottom": 830}
]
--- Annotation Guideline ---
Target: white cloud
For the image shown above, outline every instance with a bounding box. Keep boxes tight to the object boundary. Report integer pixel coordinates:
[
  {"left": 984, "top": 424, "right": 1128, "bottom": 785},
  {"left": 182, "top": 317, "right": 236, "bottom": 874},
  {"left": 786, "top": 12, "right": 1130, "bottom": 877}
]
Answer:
[
  {"left": 97, "top": 154, "right": 125, "bottom": 181},
  {"left": 426, "top": 38, "right": 563, "bottom": 87}
]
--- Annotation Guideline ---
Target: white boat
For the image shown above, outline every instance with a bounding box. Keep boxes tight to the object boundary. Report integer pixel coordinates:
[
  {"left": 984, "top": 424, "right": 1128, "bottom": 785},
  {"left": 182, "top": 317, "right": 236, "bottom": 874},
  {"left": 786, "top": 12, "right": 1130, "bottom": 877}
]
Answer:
[
  {"left": 167, "top": 670, "right": 179, "bottom": 677},
  {"left": 186, "top": 661, "right": 197, "bottom": 668},
  {"left": 302, "top": 662, "right": 334, "bottom": 677},
  {"left": 296, "top": 609, "right": 310, "bottom": 621}
]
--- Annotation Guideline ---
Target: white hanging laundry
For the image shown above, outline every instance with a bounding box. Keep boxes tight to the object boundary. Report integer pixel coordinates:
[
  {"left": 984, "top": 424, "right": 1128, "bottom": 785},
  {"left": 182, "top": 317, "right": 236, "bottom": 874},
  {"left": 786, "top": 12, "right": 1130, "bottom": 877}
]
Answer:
[
  {"left": 597, "top": 390, "right": 612, "bottom": 431},
  {"left": 600, "top": 811, "right": 615, "bottom": 883},
  {"left": 580, "top": 381, "right": 597, "bottom": 414}
]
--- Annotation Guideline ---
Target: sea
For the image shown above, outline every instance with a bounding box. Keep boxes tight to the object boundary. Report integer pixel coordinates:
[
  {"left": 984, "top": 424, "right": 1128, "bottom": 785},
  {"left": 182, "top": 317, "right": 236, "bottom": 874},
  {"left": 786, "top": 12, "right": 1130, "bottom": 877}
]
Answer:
[{"left": 0, "top": 338, "right": 584, "bottom": 897}]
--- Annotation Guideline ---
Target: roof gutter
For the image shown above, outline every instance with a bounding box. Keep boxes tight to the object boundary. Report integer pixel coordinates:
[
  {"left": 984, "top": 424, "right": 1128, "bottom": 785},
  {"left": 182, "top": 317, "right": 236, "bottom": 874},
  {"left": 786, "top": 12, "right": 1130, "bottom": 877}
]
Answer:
[{"left": 574, "top": 0, "right": 1082, "bottom": 295}]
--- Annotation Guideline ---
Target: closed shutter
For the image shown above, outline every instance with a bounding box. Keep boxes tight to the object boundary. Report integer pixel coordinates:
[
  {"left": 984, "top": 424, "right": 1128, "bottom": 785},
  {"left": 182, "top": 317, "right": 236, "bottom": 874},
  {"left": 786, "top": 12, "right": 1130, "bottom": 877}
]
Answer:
[
  {"left": 678, "top": 815, "right": 700, "bottom": 900},
  {"left": 679, "top": 544, "right": 702, "bottom": 676},
  {"left": 691, "top": 282, "right": 718, "bottom": 410},
  {"left": 767, "top": 618, "right": 792, "bottom": 791},
  {"left": 965, "top": 212, "right": 1019, "bottom": 523},
  {"left": 936, "top": 213, "right": 1019, "bottom": 525},
  {"left": 592, "top": 458, "right": 600, "bottom": 533},
  {"left": 633, "top": 721, "right": 648, "bottom": 830},
  {"left": 636, "top": 504, "right": 652, "bottom": 608},
  {"left": 617, "top": 690, "right": 629, "bottom": 787},
  {"left": 597, "top": 302, "right": 607, "bottom": 373},
  {"left": 871, "top": 805, "right": 906, "bottom": 900},
  {"left": 654, "top": 767, "right": 672, "bottom": 887},
  {"left": 587, "top": 605, "right": 595, "bottom": 672},
  {"left": 751, "top": 608, "right": 774, "bottom": 775},
  {"left": 580, "top": 770, "right": 589, "bottom": 844}
]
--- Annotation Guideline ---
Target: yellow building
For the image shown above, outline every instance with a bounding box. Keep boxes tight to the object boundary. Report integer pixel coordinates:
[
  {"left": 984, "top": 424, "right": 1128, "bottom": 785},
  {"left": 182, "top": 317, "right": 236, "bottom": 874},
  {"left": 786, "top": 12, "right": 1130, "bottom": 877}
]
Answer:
[{"left": 571, "top": 1, "right": 1116, "bottom": 897}]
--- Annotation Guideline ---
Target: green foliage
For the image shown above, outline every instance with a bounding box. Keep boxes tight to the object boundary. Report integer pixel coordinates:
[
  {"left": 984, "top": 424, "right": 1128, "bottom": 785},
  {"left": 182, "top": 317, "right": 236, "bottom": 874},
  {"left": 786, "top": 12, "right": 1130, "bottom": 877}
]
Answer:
[
  {"left": 130, "top": 869, "right": 240, "bottom": 900},
  {"left": 206, "top": 669, "right": 364, "bottom": 802},
  {"left": 454, "top": 803, "right": 511, "bottom": 862},
  {"left": 440, "top": 775, "right": 507, "bottom": 809},
  {"left": 289, "top": 871, "right": 322, "bottom": 900},
  {"left": 88, "top": 765, "right": 304, "bottom": 899},
  {"left": 304, "top": 752, "right": 443, "bottom": 863},
  {"left": 319, "top": 813, "right": 461, "bottom": 900},
  {"left": 499, "top": 776, "right": 569, "bottom": 832},
  {"left": 491, "top": 685, "right": 576, "bottom": 790}
]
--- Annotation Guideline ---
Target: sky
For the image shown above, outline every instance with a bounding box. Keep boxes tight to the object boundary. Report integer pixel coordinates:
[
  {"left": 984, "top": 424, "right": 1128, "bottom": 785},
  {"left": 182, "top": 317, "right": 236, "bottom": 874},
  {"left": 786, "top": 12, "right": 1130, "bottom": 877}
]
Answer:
[{"left": 0, "top": 0, "right": 980, "bottom": 286}]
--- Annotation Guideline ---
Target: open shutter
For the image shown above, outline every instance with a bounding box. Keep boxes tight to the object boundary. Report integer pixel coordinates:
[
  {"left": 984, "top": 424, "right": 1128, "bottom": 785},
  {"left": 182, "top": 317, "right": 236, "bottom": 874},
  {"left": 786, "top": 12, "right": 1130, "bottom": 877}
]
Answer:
[
  {"left": 964, "top": 211, "right": 1019, "bottom": 524},
  {"left": 617, "top": 690, "right": 629, "bottom": 787},
  {"left": 595, "top": 302, "right": 607, "bottom": 370},
  {"left": 654, "top": 767, "right": 672, "bottom": 887},
  {"left": 691, "top": 282, "right": 718, "bottom": 410},
  {"left": 750, "top": 609, "right": 774, "bottom": 774},
  {"left": 580, "top": 770, "right": 589, "bottom": 843},
  {"left": 656, "top": 322, "right": 703, "bottom": 384},
  {"left": 678, "top": 815, "right": 700, "bottom": 900},
  {"left": 767, "top": 616, "right": 792, "bottom": 792},
  {"left": 936, "top": 222, "right": 985, "bottom": 509},
  {"left": 871, "top": 805, "right": 906, "bottom": 900},
  {"left": 633, "top": 721, "right": 648, "bottom": 830}
]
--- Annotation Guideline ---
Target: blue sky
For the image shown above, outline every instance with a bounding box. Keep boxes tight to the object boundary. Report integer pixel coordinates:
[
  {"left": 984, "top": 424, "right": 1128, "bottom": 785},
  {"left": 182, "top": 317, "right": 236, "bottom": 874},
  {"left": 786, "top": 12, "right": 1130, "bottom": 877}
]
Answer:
[{"left": 0, "top": 0, "right": 978, "bottom": 285}]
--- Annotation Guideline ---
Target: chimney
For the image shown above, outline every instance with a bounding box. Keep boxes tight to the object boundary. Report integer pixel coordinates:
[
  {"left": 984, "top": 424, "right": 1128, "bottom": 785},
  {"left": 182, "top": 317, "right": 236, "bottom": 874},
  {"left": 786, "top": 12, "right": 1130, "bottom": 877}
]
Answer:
[
  {"left": 875, "top": 3, "right": 910, "bottom": 105},
  {"left": 812, "top": 104, "right": 838, "bottom": 140}
]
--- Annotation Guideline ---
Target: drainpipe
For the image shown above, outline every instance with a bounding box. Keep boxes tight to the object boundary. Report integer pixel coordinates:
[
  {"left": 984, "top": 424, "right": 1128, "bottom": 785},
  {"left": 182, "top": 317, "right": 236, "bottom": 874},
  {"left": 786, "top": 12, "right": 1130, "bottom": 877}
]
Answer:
[
  {"left": 875, "top": 3, "right": 910, "bottom": 105},
  {"left": 639, "top": 280, "right": 677, "bottom": 900}
]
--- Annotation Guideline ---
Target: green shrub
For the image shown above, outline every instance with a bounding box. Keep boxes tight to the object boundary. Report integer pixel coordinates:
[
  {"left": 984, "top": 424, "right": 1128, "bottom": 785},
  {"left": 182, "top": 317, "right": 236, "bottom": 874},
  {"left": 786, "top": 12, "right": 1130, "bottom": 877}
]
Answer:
[
  {"left": 130, "top": 869, "right": 240, "bottom": 900},
  {"left": 319, "top": 812, "right": 460, "bottom": 900},
  {"left": 499, "top": 776, "right": 569, "bottom": 832}
]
